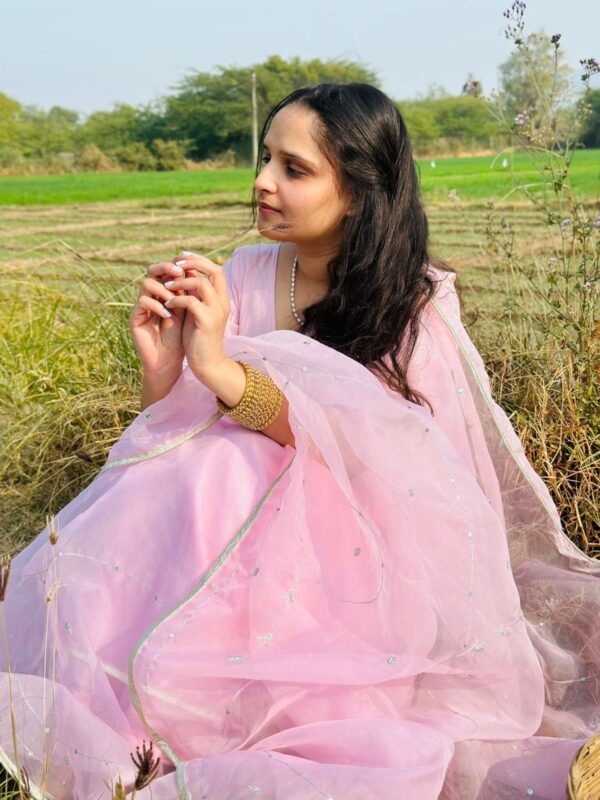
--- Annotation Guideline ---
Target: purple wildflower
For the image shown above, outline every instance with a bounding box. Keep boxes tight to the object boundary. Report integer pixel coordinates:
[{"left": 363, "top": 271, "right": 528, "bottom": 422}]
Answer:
[{"left": 580, "top": 58, "right": 600, "bottom": 82}]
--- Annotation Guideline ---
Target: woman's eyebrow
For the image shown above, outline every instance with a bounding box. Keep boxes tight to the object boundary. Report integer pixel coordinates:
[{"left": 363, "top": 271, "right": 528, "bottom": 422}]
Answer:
[{"left": 263, "top": 143, "right": 318, "bottom": 169}]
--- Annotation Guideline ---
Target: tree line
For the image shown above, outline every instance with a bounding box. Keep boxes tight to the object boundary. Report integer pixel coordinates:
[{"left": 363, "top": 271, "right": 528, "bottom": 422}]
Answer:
[{"left": 1, "top": 43, "right": 598, "bottom": 175}]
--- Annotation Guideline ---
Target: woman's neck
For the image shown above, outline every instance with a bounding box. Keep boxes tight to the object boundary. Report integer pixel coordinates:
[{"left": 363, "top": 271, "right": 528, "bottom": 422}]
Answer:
[{"left": 293, "top": 241, "right": 338, "bottom": 289}]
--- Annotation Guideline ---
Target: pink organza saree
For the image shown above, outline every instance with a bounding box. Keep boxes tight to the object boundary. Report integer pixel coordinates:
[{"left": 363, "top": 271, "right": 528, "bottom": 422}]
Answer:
[{"left": 1, "top": 254, "right": 598, "bottom": 799}]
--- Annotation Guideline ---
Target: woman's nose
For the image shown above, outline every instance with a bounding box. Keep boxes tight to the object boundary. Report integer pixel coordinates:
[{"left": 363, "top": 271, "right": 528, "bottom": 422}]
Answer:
[{"left": 254, "top": 165, "right": 276, "bottom": 195}]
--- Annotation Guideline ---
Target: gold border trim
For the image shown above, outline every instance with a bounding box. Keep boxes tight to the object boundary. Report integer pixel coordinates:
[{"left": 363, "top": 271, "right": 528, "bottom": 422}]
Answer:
[
  {"left": 99, "top": 411, "right": 223, "bottom": 473},
  {"left": 127, "top": 453, "right": 296, "bottom": 797}
]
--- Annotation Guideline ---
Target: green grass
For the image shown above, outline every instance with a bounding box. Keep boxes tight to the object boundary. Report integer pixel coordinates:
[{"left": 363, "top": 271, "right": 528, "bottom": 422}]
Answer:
[
  {"left": 0, "top": 169, "right": 255, "bottom": 206},
  {"left": 0, "top": 151, "right": 598, "bottom": 206}
]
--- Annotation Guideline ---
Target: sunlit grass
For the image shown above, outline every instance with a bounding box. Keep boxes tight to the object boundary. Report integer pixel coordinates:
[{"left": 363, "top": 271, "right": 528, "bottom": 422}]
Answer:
[{"left": 0, "top": 150, "right": 597, "bottom": 205}]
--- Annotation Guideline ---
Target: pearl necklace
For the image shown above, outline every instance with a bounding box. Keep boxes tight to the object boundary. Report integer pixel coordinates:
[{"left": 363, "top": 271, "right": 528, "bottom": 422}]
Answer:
[{"left": 290, "top": 255, "right": 304, "bottom": 325}]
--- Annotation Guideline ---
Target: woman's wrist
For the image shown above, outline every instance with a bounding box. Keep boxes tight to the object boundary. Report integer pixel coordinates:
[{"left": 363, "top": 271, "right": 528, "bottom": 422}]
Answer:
[
  {"left": 140, "top": 364, "right": 183, "bottom": 410},
  {"left": 195, "top": 357, "right": 247, "bottom": 407}
]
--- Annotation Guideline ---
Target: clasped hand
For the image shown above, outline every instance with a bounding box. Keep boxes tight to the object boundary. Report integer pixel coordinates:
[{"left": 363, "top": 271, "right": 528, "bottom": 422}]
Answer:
[{"left": 129, "top": 251, "right": 231, "bottom": 385}]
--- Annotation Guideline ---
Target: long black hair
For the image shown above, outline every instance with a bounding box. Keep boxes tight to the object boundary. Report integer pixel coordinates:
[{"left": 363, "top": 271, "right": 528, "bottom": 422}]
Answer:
[{"left": 252, "top": 83, "right": 452, "bottom": 411}]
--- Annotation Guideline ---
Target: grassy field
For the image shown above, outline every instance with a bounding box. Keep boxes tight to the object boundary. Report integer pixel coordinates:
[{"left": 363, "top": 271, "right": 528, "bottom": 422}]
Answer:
[
  {"left": 0, "top": 150, "right": 598, "bottom": 205},
  {"left": 2, "top": 185, "right": 597, "bottom": 555}
]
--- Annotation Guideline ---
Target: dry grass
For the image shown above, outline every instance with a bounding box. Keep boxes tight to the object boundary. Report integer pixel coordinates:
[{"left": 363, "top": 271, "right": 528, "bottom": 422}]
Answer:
[{"left": 0, "top": 195, "right": 598, "bottom": 557}]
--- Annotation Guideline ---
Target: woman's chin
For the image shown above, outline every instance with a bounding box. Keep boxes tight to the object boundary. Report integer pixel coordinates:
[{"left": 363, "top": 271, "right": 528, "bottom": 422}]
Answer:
[{"left": 256, "top": 221, "right": 294, "bottom": 241}]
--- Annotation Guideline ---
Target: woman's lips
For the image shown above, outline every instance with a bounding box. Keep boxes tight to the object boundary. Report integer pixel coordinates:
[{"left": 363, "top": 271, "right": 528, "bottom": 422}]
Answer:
[{"left": 258, "top": 203, "right": 280, "bottom": 214}]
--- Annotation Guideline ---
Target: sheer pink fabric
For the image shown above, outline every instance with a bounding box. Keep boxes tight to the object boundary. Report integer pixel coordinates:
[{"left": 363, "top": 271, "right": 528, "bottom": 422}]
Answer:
[{"left": 1, "top": 244, "right": 598, "bottom": 799}]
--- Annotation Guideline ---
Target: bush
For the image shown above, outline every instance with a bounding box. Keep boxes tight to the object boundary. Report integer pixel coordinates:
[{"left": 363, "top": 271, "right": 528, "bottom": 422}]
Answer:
[
  {"left": 113, "top": 142, "right": 157, "bottom": 171},
  {"left": 76, "top": 144, "right": 116, "bottom": 172},
  {"left": 152, "top": 138, "right": 188, "bottom": 171}
]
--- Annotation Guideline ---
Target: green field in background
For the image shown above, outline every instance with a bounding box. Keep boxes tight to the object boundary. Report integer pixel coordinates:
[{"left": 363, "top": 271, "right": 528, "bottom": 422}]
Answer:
[{"left": 0, "top": 150, "right": 598, "bottom": 205}]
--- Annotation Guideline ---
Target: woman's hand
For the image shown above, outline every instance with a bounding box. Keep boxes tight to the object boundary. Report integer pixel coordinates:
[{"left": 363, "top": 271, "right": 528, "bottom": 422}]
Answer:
[
  {"left": 162, "top": 252, "right": 231, "bottom": 382},
  {"left": 129, "top": 259, "right": 186, "bottom": 380}
]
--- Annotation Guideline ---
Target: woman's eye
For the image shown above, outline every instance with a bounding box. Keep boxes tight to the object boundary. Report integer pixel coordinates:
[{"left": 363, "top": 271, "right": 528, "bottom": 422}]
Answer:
[
  {"left": 286, "top": 164, "right": 304, "bottom": 177},
  {"left": 260, "top": 154, "right": 270, "bottom": 164}
]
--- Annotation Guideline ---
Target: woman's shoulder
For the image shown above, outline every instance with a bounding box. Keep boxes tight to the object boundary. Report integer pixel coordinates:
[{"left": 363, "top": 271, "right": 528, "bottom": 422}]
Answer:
[
  {"left": 223, "top": 242, "right": 278, "bottom": 298},
  {"left": 425, "top": 263, "right": 461, "bottom": 319},
  {"left": 226, "top": 242, "right": 279, "bottom": 268}
]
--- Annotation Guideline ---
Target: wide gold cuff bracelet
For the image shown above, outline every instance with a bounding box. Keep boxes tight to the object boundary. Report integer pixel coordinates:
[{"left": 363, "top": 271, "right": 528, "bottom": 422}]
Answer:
[{"left": 216, "top": 361, "right": 284, "bottom": 431}]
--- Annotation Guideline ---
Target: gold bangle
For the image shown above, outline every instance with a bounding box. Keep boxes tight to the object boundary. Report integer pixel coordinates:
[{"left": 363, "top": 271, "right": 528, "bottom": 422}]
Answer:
[{"left": 216, "top": 361, "right": 284, "bottom": 431}]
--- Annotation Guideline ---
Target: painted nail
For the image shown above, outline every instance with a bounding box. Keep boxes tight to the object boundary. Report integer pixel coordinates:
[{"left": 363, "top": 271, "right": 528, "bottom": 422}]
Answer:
[
  {"left": 164, "top": 280, "right": 175, "bottom": 288},
  {"left": 181, "top": 251, "right": 193, "bottom": 256},
  {"left": 174, "top": 259, "right": 187, "bottom": 267},
  {"left": 172, "top": 265, "right": 183, "bottom": 274},
  {"left": 165, "top": 297, "right": 174, "bottom": 307},
  {"left": 162, "top": 308, "right": 172, "bottom": 318}
]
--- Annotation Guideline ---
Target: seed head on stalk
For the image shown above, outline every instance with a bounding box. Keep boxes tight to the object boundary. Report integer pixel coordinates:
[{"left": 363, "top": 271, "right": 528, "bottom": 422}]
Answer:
[
  {"left": 0, "top": 555, "right": 11, "bottom": 602},
  {"left": 130, "top": 739, "right": 161, "bottom": 790}
]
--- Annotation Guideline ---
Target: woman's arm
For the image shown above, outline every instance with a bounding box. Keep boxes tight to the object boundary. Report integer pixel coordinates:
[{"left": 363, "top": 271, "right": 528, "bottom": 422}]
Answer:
[
  {"left": 197, "top": 357, "right": 296, "bottom": 449},
  {"left": 140, "top": 366, "right": 182, "bottom": 411}
]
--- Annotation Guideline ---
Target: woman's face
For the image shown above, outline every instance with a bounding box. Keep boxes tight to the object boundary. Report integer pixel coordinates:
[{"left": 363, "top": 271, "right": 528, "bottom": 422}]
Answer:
[{"left": 254, "top": 104, "right": 352, "bottom": 247}]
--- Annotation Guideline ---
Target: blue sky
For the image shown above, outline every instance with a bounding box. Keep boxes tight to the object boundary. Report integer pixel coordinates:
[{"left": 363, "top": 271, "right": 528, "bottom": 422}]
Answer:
[{"left": 2, "top": 0, "right": 598, "bottom": 116}]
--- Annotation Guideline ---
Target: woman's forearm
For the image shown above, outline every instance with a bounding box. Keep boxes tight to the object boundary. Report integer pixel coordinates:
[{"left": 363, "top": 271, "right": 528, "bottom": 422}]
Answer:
[
  {"left": 197, "top": 357, "right": 296, "bottom": 449},
  {"left": 140, "top": 366, "right": 182, "bottom": 411}
]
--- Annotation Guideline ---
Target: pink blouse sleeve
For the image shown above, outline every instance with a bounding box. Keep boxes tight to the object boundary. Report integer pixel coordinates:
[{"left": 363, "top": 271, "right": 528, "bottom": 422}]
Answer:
[{"left": 222, "top": 249, "right": 243, "bottom": 337}]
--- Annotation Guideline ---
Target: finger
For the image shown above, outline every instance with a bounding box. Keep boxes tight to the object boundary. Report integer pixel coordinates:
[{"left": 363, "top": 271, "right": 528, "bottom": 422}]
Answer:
[
  {"left": 163, "top": 276, "right": 218, "bottom": 303},
  {"left": 173, "top": 254, "right": 227, "bottom": 297},
  {"left": 147, "top": 261, "right": 185, "bottom": 280},
  {"left": 164, "top": 294, "right": 207, "bottom": 321},
  {"left": 140, "top": 277, "right": 177, "bottom": 303},
  {"left": 135, "top": 294, "right": 175, "bottom": 320}
]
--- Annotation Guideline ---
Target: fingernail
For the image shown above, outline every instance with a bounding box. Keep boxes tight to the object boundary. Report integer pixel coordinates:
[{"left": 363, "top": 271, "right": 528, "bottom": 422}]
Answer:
[
  {"left": 172, "top": 265, "right": 183, "bottom": 274},
  {"left": 165, "top": 297, "right": 174, "bottom": 308},
  {"left": 164, "top": 280, "right": 175, "bottom": 288},
  {"left": 174, "top": 259, "right": 187, "bottom": 267},
  {"left": 181, "top": 251, "right": 193, "bottom": 256},
  {"left": 163, "top": 308, "right": 172, "bottom": 317}
]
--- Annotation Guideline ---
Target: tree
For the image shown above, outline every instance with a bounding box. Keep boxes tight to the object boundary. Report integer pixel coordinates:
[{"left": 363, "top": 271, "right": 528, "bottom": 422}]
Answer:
[
  {"left": 580, "top": 88, "right": 600, "bottom": 148},
  {"left": 79, "top": 103, "right": 142, "bottom": 153},
  {"left": 0, "top": 93, "right": 24, "bottom": 148},
  {"left": 497, "top": 29, "right": 577, "bottom": 139},
  {"left": 162, "top": 56, "right": 380, "bottom": 162}
]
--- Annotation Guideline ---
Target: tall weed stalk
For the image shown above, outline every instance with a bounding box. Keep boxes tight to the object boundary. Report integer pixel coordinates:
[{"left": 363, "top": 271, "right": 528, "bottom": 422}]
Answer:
[{"left": 480, "top": 2, "right": 599, "bottom": 551}]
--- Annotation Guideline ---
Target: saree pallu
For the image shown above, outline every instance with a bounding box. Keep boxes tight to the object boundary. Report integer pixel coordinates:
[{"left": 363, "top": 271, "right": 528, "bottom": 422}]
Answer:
[{"left": 1, "top": 273, "right": 598, "bottom": 799}]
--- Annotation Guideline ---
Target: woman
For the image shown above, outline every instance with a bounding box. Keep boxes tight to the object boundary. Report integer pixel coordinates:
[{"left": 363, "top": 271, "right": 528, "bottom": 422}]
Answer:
[{"left": 1, "top": 84, "right": 598, "bottom": 800}]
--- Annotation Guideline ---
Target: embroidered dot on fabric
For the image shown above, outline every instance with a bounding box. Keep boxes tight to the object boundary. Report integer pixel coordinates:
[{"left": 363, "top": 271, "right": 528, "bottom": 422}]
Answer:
[
  {"left": 228, "top": 655, "right": 244, "bottom": 663},
  {"left": 64, "top": 622, "right": 71, "bottom": 631},
  {"left": 283, "top": 588, "right": 295, "bottom": 604},
  {"left": 526, "top": 790, "right": 534, "bottom": 796},
  {"left": 408, "top": 489, "right": 415, "bottom": 497},
  {"left": 144, "top": 412, "right": 152, "bottom": 420},
  {"left": 251, "top": 567, "right": 260, "bottom": 576},
  {"left": 457, "top": 386, "right": 464, "bottom": 394},
  {"left": 302, "top": 366, "right": 308, "bottom": 371},
  {"left": 354, "top": 548, "right": 362, "bottom": 556},
  {"left": 387, "top": 656, "right": 397, "bottom": 665}
]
